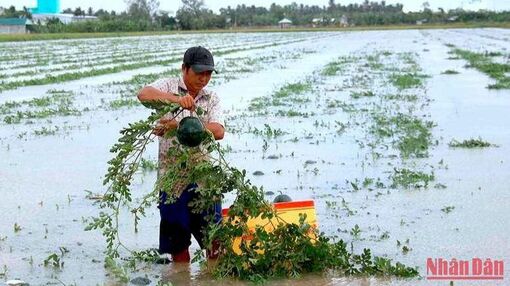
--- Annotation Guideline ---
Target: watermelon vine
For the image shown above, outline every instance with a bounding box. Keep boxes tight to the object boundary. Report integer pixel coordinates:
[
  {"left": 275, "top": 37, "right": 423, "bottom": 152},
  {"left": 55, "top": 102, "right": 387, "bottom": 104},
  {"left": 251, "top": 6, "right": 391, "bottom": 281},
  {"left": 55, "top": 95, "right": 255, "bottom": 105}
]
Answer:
[{"left": 86, "top": 103, "right": 419, "bottom": 282}]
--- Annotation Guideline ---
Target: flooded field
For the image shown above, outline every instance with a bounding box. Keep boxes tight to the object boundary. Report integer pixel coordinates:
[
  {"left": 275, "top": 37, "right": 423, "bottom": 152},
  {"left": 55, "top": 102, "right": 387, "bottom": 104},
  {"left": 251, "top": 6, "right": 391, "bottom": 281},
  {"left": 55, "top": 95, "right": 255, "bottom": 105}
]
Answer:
[{"left": 0, "top": 29, "right": 509, "bottom": 285}]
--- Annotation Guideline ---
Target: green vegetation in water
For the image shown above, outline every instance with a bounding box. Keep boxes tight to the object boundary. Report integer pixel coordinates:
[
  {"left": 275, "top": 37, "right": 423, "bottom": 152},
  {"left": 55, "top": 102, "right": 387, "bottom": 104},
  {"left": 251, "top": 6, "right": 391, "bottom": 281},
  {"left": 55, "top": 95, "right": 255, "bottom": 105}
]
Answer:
[
  {"left": 43, "top": 253, "right": 64, "bottom": 268},
  {"left": 276, "top": 109, "right": 312, "bottom": 117},
  {"left": 372, "top": 113, "right": 434, "bottom": 158},
  {"left": 453, "top": 48, "right": 510, "bottom": 89},
  {"left": 250, "top": 123, "right": 285, "bottom": 138},
  {"left": 326, "top": 100, "right": 357, "bottom": 112},
  {"left": 441, "top": 206, "right": 455, "bottom": 214},
  {"left": 273, "top": 81, "right": 313, "bottom": 98},
  {"left": 2, "top": 90, "right": 81, "bottom": 124},
  {"left": 108, "top": 98, "right": 140, "bottom": 110},
  {"left": 441, "top": 69, "right": 460, "bottom": 74},
  {"left": 33, "top": 126, "right": 58, "bottom": 136},
  {"left": 248, "top": 97, "right": 266, "bottom": 111},
  {"left": 3, "top": 106, "right": 80, "bottom": 124},
  {"left": 483, "top": 51, "right": 503, "bottom": 57},
  {"left": 113, "top": 68, "right": 180, "bottom": 87},
  {"left": 383, "top": 93, "right": 418, "bottom": 102},
  {"left": 0, "top": 42, "right": 294, "bottom": 93},
  {"left": 448, "top": 138, "right": 495, "bottom": 148},
  {"left": 86, "top": 104, "right": 419, "bottom": 282},
  {"left": 389, "top": 73, "right": 426, "bottom": 89},
  {"left": 248, "top": 79, "right": 315, "bottom": 117},
  {"left": 391, "top": 168, "right": 434, "bottom": 189},
  {"left": 321, "top": 57, "right": 353, "bottom": 76},
  {"left": 350, "top": 91, "right": 375, "bottom": 99}
]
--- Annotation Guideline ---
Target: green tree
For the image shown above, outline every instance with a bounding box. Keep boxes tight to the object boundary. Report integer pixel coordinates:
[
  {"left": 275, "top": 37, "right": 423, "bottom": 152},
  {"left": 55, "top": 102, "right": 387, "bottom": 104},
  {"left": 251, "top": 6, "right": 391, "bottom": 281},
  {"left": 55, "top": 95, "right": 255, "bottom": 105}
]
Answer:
[
  {"left": 176, "top": 0, "right": 209, "bottom": 29},
  {"left": 126, "top": 0, "right": 160, "bottom": 21},
  {"left": 73, "top": 7, "right": 85, "bottom": 16}
]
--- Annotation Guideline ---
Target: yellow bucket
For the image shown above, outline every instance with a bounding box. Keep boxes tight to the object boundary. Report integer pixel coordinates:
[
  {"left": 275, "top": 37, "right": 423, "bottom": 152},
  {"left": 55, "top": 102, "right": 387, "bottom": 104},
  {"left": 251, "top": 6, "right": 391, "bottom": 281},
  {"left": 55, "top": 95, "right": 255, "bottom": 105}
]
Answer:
[{"left": 221, "top": 200, "right": 318, "bottom": 254}]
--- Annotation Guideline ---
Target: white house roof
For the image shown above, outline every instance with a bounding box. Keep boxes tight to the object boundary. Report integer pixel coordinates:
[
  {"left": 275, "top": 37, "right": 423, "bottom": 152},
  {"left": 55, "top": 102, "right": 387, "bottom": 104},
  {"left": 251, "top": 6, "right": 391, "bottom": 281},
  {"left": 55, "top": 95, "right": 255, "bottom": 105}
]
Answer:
[{"left": 278, "top": 18, "right": 292, "bottom": 24}]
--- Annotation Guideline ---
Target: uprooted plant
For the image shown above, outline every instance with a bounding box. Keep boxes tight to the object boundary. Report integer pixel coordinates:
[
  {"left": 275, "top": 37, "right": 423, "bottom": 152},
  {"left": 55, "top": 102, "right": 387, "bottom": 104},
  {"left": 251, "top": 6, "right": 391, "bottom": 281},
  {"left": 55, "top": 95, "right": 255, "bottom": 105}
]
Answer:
[{"left": 86, "top": 102, "right": 419, "bottom": 282}]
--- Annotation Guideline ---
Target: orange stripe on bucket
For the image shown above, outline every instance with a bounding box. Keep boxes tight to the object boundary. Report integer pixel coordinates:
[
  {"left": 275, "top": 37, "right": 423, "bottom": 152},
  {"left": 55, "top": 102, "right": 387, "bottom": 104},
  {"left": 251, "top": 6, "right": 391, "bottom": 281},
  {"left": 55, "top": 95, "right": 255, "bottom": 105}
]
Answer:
[
  {"left": 273, "top": 200, "right": 314, "bottom": 209},
  {"left": 221, "top": 200, "right": 314, "bottom": 217}
]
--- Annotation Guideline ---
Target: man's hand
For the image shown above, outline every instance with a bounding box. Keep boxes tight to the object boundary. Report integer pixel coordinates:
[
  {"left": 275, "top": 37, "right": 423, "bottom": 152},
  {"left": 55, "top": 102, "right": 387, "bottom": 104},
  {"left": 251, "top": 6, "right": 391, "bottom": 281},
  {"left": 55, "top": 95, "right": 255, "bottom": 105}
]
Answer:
[
  {"left": 178, "top": 94, "right": 196, "bottom": 111},
  {"left": 153, "top": 118, "right": 178, "bottom": 137}
]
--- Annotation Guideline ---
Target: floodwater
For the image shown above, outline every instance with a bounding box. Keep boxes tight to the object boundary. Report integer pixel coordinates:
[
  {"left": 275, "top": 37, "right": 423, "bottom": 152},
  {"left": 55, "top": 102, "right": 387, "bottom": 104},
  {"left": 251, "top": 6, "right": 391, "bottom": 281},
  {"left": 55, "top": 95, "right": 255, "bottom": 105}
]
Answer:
[{"left": 0, "top": 29, "right": 509, "bottom": 285}]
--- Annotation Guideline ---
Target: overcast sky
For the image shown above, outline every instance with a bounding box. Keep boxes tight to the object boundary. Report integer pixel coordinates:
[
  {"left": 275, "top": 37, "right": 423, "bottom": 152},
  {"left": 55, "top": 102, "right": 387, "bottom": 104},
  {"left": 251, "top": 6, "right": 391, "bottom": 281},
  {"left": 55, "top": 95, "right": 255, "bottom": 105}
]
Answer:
[{"left": 1, "top": 0, "right": 509, "bottom": 14}]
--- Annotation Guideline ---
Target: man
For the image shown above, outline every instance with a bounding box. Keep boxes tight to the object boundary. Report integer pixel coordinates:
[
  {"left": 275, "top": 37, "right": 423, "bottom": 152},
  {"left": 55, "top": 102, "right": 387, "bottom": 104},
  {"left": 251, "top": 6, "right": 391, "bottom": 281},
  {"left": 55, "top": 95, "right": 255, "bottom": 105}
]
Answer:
[{"left": 137, "top": 46, "right": 225, "bottom": 263}]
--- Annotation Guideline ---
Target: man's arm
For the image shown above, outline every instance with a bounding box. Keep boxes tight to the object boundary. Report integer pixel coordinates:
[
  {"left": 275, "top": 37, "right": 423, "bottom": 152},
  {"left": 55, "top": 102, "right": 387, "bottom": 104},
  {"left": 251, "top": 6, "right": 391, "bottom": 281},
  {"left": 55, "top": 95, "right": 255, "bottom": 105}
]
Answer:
[
  {"left": 205, "top": 122, "right": 225, "bottom": 140},
  {"left": 138, "top": 86, "right": 179, "bottom": 103},
  {"left": 138, "top": 86, "right": 196, "bottom": 110}
]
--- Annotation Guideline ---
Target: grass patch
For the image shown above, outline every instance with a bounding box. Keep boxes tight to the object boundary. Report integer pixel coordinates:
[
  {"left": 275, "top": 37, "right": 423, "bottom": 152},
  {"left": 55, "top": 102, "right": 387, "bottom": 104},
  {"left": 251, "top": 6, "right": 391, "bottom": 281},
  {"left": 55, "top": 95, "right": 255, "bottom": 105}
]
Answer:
[
  {"left": 1, "top": 90, "right": 80, "bottom": 124},
  {"left": 0, "top": 42, "right": 291, "bottom": 92},
  {"left": 276, "top": 110, "right": 311, "bottom": 117},
  {"left": 350, "top": 91, "right": 375, "bottom": 99},
  {"left": 390, "top": 73, "right": 426, "bottom": 89},
  {"left": 441, "top": 206, "right": 455, "bottom": 214},
  {"left": 484, "top": 51, "right": 503, "bottom": 57},
  {"left": 33, "top": 126, "right": 59, "bottom": 136},
  {"left": 383, "top": 93, "right": 418, "bottom": 102},
  {"left": 321, "top": 57, "right": 353, "bottom": 76},
  {"left": 249, "top": 80, "right": 313, "bottom": 111},
  {"left": 441, "top": 69, "right": 460, "bottom": 74},
  {"left": 109, "top": 98, "right": 140, "bottom": 110},
  {"left": 3, "top": 106, "right": 81, "bottom": 124},
  {"left": 249, "top": 124, "right": 285, "bottom": 138},
  {"left": 0, "top": 101, "right": 21, "bottom": 114},
  {"left": 448, "top": 138, "right": 495, "bottom": 148},
  {"left": 326, "top": 100, "right": 356, "bottom": 112},
  {"left": 391, "top": 168, "right": 434, "bottom": 188},
  {"left": 248, "top": 97, "right": 265, "bottom": 111},
  {"left": 273, "top": 82, "right": 312, "bottom": 98},
  {"left": 453, "top": 48, "right": 510, "bottom": 89},
  {"left": 371, "top": 113, "right": 434, "bottom": 158}
]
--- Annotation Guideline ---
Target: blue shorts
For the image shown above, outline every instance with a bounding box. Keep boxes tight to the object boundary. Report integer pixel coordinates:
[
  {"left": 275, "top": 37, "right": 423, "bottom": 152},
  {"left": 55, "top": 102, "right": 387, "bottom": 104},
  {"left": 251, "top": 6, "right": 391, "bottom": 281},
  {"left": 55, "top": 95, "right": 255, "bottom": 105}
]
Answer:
[{"left": 158, "top": 183, "right": 222, "bottom": 255}]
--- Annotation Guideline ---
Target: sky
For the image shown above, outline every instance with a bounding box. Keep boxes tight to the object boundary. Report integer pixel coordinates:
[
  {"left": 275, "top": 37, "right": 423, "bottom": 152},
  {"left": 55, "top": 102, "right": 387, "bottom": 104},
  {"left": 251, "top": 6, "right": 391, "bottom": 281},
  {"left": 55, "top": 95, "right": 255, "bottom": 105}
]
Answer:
[{"left": 1, "top": 0, "right": 509, "bottom": 14}]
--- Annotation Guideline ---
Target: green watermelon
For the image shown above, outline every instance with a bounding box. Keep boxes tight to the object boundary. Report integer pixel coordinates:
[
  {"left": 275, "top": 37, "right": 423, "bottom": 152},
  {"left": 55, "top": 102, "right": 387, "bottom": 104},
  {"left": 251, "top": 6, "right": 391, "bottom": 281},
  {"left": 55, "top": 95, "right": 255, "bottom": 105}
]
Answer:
[
  {"left": 273, "top": 194, "right": 292, "bottom": 203},
  {"left": 176, "top": 116, "right": 206, "bottom": 147}
]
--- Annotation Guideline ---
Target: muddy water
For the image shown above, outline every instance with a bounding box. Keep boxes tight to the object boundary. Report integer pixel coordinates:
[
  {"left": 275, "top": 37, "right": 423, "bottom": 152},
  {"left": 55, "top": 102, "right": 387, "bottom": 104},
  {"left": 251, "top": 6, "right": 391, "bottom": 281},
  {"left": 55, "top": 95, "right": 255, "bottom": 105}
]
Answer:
[{"left": 0, "top": 29, "right": 509, "bottom": 285}]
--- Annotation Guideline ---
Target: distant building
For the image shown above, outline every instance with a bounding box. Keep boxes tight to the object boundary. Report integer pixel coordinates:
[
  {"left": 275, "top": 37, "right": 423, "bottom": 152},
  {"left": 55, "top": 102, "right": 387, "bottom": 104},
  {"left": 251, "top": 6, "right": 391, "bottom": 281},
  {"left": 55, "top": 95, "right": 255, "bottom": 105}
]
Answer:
[
  {"left": 32, "top": 13, "right": 98, "bottom": 25},
  {"left": 312, "top": 18, "right": 324, "bottom": 27},
  {"left": 0, "top": 18, "right": 32, "bottom": 34},
  {"left": 416, "top": 19, "right": 428, "bottom": 25},
  {"left": 447, "top": 16, "right": 459, "bottom": 22},
  {"left": 30, "top": 0, "right": 97, "bottom": 25},
  {"left": 278, "top": 18, "right": 292, "bottom": 29}
]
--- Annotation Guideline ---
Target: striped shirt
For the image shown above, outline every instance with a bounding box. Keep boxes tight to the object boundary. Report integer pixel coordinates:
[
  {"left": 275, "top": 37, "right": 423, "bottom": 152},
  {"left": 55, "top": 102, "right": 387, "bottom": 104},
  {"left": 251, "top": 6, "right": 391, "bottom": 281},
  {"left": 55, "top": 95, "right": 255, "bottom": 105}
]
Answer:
[{"left": 149, "top": 77, "right": 224, "bottom": 194}]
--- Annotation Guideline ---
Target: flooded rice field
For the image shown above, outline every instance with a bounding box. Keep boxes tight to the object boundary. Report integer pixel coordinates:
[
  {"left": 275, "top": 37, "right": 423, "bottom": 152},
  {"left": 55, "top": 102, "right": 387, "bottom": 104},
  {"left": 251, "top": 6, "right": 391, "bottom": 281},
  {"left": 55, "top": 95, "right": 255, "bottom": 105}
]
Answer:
[{"left": 0, "top": 29, "right": 509, "bottom": 285}]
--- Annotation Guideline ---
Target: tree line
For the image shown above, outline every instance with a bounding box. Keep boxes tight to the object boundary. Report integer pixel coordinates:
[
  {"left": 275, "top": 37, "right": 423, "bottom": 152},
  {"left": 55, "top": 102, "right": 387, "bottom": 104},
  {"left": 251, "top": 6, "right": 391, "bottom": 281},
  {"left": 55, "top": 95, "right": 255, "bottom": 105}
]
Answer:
[{"left": 1, "top": 0, "right": 509, "bottom": 33}]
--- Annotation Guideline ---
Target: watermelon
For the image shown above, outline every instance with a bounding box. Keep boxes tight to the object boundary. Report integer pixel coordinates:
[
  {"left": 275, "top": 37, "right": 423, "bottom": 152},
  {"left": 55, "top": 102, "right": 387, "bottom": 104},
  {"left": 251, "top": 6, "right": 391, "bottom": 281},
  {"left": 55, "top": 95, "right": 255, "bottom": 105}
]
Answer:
[
  {"left": 273, "top": 194, "right": 292, "bottom": 203},
  {"left": 176, "top": 116, "right": 206, "bottom": 147}
]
